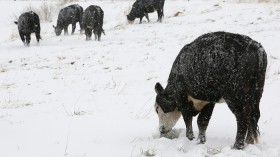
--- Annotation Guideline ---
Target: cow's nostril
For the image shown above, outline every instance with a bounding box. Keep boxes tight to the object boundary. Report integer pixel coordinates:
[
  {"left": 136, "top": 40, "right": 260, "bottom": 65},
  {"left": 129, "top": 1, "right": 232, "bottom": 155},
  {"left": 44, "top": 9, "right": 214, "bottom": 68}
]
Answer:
[{"left": 159, "top": 126, "right": 170, "bottom": 134}]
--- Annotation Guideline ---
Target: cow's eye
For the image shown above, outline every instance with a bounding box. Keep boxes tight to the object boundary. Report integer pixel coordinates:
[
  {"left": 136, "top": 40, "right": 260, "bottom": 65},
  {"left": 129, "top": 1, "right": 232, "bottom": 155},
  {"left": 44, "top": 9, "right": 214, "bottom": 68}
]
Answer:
[{"left": 155, "top": 106, "right": 159, "bottom": 113}]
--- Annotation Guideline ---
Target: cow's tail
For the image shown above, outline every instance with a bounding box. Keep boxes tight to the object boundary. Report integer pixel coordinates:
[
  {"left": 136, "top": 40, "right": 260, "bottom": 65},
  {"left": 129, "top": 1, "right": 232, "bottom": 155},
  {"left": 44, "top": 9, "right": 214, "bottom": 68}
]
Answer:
[
  {"left": 248, "top": 41, "right": 267, "bottom": 144},
  {"left": 102, "top": 29, "right": 105, "bottom": 35}
]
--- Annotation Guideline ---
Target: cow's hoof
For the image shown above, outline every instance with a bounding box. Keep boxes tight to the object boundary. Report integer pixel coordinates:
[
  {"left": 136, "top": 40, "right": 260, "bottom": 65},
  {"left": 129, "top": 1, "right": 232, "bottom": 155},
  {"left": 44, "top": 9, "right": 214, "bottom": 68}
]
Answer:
[
  {"left": 232, "top": 142, "right": 244, "bottom": 150},
  {"left": 198, "top": 136, "right": 206, "bottom": 144},
  {"left": 186, "top": 132, "right": 195, "bottom": 140},
  {"left": 245, "top": 135, "right": 255, "bottom": 144}
]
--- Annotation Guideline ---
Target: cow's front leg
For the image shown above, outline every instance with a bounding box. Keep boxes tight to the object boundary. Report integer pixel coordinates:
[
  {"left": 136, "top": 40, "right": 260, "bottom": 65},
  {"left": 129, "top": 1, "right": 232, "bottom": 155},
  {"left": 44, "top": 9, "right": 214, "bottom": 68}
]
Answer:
[
  {"left": 197, "top": 103, "right": 215, "bottom": 144},
  {"left": 93, "top": 30, "right": 98, "bottom": 41},
  {"left": 139, "top": 16, "right": 143, "bottom": 24},
  {"left": 157, "top": 9, "right": 163, "bottom": 22},
  {"left": 97, "top": 29, "right": 101, "bottom": 41},
  {"left": 181, "top": 102, "right": 195, "bottom": 140},
  {"left": 145, "top": 13, "right": 150, "bottom": 22},
  {"left": 19, "top": 31, "right": 26, "bottom": 45},
  {"left": 85, "top": 28, "right": 92, "bottom": 40},
  {"left": 71, "top": 23, "right": 76, "bottom": 35},
  {"left": 25, "top": 34, "right": 31, "bottom": 46},
  {"left": 35, "top": 30, "right": 41, "bottom": 43},
  {"left": 64, "top": 26, "right": 69, "bottom": 35}
]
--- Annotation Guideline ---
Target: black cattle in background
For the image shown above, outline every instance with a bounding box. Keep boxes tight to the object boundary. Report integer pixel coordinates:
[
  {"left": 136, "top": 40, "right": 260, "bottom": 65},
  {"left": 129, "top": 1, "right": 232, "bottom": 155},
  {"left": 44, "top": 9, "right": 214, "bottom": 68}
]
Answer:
[
  {"left": 83, "top": 5, "right": 105, "bottom": 41},
  {"left": 14, "top": 11, "right": 41, "bottom": 46},
  {"left": 53, "top": 4, "right": 83, "bottom": 36},
  {"left": 127, "top": 0, "right": 165, "bottom": 24},
  {"left": 154, "top": 31, "right": 267, "bottom": 150}
]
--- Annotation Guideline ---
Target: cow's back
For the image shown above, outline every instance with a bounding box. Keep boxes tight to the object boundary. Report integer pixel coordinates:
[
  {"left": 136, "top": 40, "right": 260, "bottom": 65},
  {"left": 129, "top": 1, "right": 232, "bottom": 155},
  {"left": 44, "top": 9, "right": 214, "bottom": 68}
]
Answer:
[
  {"left": 18, "top": 11, "right": 39, "bottom": 34},
  {"left": 68, "top": 4, "right": 83, "bottom": 21},
  {"left": 153, "top": 0, "right": 165, "bottom": 10},
  {"left": 173, "top": 32, "right": 267, "bottom": 101},
  {"left": 84, "top": 5, "right": 103, "bottom": 24},
  {"left": 83, "top": 6, "right": 95, "bottom": 25},
  {"left": 58, "top": 7, "right": 75, "bottom": 25}
]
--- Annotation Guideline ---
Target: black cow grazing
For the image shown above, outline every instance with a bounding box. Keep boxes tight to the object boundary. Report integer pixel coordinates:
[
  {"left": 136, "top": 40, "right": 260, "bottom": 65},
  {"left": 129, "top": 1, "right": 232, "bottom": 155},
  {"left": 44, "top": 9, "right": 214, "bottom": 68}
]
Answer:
[
  {"left": 127, "top": 0, "right": 165, "bottom": 24},
  {"left": 14, "top": 11, "right": 41, "bottom": 46},
  {"left": 53, "top": 4, "right": 83, "bottom": 36},
  {"left": 154, "top": 31, "right": 267, "bottom": 150},
  {"left": 83, "top": 5, "right": 105, "bottom": 41}
]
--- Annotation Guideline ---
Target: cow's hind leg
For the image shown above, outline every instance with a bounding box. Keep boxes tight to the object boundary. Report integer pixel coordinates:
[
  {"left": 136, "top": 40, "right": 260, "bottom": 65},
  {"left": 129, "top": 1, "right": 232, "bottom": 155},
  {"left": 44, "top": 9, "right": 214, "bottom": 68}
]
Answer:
[
  {"left": 246, "top": 69, "right": 266, "bottom": 144},
  {"left": 79, "top": 21, "right": 84, "bottom": 34},
  {"left": 71, "top": 23, "right": 76, "bottom": 35},
  {"left": 197, "top": 103, "right": 215, "bottom": 144},
  {"left": 97, "top": 30, "right": 101, "bottom": 41},
  {"left": 157, "top": 9, "right": 163, "bottom": 22},
  {"left": 227, "top": 100, "right": 250, "bottom": 149}
]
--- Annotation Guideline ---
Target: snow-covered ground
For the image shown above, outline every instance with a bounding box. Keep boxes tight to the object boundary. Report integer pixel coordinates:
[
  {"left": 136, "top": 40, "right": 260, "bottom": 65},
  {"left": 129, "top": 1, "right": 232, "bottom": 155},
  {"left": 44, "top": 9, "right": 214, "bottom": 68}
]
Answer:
[{"left": 0, "top": 0, "right": 280, "bottom": 157}]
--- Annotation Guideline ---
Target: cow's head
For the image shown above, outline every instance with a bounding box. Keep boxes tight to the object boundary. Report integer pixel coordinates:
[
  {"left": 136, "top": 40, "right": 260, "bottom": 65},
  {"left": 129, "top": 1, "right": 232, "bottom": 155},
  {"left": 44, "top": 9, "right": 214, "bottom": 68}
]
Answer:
[
  {"left": 53, "top": 25, "right": 62, "bottom": 36},
  {"left": 127, "top": 14, "right": 135, "bottom": 24},
  {"left": 154, "top": 83, "right": 181, "bottom": 134}
]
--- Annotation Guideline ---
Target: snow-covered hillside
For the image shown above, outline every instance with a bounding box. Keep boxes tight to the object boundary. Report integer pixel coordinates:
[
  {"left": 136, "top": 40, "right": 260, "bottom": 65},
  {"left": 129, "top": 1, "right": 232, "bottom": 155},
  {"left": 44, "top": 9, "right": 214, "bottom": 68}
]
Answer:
[{"left": 0, "top": 0, "right": 280, "bottom": 157}]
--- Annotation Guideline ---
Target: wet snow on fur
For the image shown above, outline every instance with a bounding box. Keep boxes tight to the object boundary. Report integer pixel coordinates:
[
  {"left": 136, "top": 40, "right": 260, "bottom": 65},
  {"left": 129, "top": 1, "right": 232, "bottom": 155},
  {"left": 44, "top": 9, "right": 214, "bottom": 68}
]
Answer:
[{"left": 0, "top": 0, "right": 280, "bottom": 157}]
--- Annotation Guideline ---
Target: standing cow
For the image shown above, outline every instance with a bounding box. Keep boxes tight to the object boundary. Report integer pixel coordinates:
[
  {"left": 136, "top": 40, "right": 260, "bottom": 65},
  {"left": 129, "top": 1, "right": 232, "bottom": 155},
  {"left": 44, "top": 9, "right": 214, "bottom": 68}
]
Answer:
[
  {"left": 14, "top": 11, "right": 41, "bottom": 46},
  {"left": 127, "top": 0, "right": 165, "bottom": 24},
  {"left": 154, "top": 31, "right": 267, "bottom": 149},
  {"left": 83, "top": 5, "right": 105, "bottom": 41},
  {"left": 53, "top": 4, "right": 83, "bottom": 36}
]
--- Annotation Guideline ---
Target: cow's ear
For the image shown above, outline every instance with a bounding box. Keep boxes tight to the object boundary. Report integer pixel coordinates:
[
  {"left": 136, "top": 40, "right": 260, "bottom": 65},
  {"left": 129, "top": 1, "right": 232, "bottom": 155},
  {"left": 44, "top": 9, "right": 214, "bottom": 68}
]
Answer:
[
  {"left": 155, "top": 82, "right": 164, "bottom": 94},
  {"left": 14, "top": 21, "right": 18, "bottom": 25},
  {"left": 53, "top": 25, "right": 56, "bottom": 29}
]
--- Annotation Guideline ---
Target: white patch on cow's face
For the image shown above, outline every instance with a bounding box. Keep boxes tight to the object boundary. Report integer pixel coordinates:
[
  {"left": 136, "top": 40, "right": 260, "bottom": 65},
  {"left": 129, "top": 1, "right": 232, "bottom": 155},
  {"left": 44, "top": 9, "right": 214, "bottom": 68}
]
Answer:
[
  {"left": 127, "top": 20, "right": 134, "bottom": 24},
  {"left": 155, "top": 102, "right": 181, "bottom": 134},
  {"left": 54, "top": 27, "right": 62, "bottom": 36}
]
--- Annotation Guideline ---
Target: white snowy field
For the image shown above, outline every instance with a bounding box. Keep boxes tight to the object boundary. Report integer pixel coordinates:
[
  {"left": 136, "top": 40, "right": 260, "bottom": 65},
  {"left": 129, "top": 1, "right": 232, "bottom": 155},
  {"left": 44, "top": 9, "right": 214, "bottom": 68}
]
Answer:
[{"left": 0, "top": 0, "right": 280, "bottom": 157}]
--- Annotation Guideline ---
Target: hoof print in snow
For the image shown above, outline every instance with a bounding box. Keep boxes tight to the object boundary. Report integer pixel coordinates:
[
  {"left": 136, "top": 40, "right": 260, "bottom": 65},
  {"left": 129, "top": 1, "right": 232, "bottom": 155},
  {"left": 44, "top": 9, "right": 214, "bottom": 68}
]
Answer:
[
  {"left": 143, "top": 149, "right": 157, "bottom": 157},
  {"left": 207, "top": 148, "right": 221, "bottom": 155}
]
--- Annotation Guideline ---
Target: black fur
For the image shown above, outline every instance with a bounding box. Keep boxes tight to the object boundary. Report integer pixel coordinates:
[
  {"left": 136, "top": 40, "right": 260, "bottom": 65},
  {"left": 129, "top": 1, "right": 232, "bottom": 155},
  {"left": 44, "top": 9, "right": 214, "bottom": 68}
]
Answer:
[
  {"left": 53, "top": 4, "right": 83, "bottom": 36},
  {"left": 127, "top": 0, "right": 165, "bottom": 24},
  {"left": 83, "top": 5, "right": 105, "bottom": 41},
  {"left": 155, "top": 31, "right": 267, "bottom": 149},
  {"left": 14, "top": 11, "right": 41, "bottom": 46}
]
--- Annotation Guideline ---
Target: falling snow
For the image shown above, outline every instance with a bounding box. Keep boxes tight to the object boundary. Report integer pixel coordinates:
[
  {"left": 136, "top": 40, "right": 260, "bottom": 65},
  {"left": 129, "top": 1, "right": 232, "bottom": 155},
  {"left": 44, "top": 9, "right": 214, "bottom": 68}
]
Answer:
[{"left": 0, "top": 0, "right": 280, "bottom": 157}]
